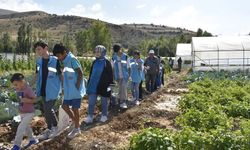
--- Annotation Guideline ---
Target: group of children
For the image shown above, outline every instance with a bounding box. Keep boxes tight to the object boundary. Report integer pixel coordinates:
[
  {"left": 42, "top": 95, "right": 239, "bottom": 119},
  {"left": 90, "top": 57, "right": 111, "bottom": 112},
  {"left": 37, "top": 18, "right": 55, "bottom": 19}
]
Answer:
[
  {"left": 10, "top": 41, "right": 164, "bottom": 150},
  {"left": 11, "top": 42, "right": 85, "bottom": 150}
]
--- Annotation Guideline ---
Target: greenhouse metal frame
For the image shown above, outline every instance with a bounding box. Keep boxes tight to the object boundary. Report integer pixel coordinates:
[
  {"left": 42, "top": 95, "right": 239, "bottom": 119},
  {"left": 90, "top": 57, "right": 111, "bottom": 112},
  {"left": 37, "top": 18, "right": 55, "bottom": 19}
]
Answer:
[{"left": 192, "top": 36, "right": 250, "bottom": 71}]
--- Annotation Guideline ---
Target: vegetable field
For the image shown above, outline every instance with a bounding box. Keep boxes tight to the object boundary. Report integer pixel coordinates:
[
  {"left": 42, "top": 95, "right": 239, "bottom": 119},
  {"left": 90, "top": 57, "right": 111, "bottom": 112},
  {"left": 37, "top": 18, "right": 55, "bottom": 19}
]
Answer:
[{"left": 130, "top": 72, "right": 250, "bottom": 150}]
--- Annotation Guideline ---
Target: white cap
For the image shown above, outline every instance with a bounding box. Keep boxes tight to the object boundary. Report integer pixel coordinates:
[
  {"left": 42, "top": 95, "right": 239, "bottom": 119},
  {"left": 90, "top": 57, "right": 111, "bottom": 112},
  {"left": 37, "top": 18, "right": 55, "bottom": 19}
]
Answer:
[{"left": 149, "top": 50, "right": 155, "bottom": 54}]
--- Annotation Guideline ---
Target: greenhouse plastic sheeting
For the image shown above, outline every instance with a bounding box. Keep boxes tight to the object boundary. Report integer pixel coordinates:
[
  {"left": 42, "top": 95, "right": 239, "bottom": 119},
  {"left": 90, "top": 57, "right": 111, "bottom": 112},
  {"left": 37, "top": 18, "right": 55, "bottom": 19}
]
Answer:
[
  {"left": 175, "top": 43, "right": 192, "bottom": 68},
  {"left": 176, "top": 44, "right": 192, "bottom": 56},
  {"left": 192, "top": 36, "right": 250, "bottom": 71}
]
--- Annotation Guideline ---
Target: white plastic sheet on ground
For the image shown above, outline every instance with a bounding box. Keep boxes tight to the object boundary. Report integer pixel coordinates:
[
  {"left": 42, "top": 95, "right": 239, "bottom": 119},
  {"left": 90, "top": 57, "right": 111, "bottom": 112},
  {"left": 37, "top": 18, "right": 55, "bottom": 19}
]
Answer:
[{"left": 57, "top": 106, "right": 70, "bottom": 132}]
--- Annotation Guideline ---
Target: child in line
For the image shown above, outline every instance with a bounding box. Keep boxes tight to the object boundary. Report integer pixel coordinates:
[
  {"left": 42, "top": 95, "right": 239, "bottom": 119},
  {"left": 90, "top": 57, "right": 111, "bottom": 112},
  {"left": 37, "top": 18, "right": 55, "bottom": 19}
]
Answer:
[
  {"left": 111, "top": 44, "right": 130, "bottom": 109},
  {"left": 34, "top": 41, "right": 62, "bottom": 140},
  {"left": 52, "top": 44, "right": 86, "bottom": 139},
  {"left": 129, "top": 51, "right": 143, "bottom": 105},
  {"left": 85, "top": 45, "right": 113, "bottom": 123},
  {"left": 11, "top": 73, "right": 38, "bottom": 150}
]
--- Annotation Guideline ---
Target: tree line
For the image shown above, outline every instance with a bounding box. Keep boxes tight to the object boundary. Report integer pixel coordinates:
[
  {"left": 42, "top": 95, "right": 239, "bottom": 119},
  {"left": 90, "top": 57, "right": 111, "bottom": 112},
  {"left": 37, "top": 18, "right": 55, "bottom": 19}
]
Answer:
[
  {"left": 0, "top": 21, "right": 112, "bottom": 56},
  {"left": 0, "top": 22, "right": 212, "bottom": 57}
]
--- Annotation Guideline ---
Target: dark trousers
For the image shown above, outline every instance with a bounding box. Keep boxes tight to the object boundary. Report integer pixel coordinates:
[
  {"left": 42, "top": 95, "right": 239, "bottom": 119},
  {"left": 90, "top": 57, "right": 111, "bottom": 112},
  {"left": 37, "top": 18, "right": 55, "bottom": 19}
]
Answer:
[
  {"left": 146, "top": 74, "right": 157, "bottom": 93},
  {"left": 178, "top": 64, "right": 182, "bottom": 72},
  {"left": 43, "top": 99, "right": 58, "bottom": 129},
  {"left": 139, "top": 81, "right": 143, "bottom": 100},
  {"left": 154, "top": 73, "right": 161, "bottom": 90},
  {"left": 162, "top": 69, "right": 165, "bottom": 85}
]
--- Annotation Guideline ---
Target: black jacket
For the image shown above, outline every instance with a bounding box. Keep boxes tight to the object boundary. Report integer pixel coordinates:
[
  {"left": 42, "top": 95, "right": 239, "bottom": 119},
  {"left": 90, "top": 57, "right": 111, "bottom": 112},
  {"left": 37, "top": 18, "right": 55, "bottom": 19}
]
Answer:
[{"left": 88, "top": 58, "right": 114, "bottom": 97}]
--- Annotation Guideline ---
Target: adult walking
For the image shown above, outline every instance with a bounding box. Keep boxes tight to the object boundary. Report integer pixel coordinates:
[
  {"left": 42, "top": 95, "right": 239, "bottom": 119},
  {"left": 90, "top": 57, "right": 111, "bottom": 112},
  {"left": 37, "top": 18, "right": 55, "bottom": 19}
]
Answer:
[
  {"left": 85, "top": 45, "right": 113, "bottom": 123},
  {"left": 177, "top": 57, "right": 182, "bottom": 72},
  {"left": 144, "top": 50, "right": 159, "bottom": 93}
]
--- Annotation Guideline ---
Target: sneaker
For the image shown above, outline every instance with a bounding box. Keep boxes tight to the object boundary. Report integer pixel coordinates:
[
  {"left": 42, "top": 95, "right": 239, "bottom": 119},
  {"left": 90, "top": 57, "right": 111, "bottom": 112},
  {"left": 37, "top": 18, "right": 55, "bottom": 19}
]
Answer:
[
  {"left": 48, "top": 126, "right": 58, "bottom": 138},
  {"left": 120, "top": 103, "right": 128, "bottom": 109},
  {"left": 37, "top": 129, "right": 51, "bottom": 140},
  {"left": 11, "top": 145, "right": 20, "bottom": 150},
  {"left": 100, "top": 115, "right": 108, "bottom": 123},
  {"left": 131, "top": 97, "right": 136, "bottom": 101},
  {"left": 66, "top": 121, "right": 75, "bottom": 131},
  {"left": 23, "top": 139, "right": 38, "bottom": 149},
  {"left": 85, "top": 115, "right": 93, "bottom": 124},
  {"left": 67, "top": 128, "right": 81, "bottom": 139},
  {"left": 135, "top": 101, "right": 140, "bottom": 105}
]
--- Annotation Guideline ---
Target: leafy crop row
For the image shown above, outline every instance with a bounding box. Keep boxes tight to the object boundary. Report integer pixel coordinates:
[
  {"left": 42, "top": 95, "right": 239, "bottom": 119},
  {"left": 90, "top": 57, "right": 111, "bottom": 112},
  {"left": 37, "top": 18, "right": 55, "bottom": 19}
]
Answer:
[{"left": 130, "top": 77, "right": 250, "bottom": 150}]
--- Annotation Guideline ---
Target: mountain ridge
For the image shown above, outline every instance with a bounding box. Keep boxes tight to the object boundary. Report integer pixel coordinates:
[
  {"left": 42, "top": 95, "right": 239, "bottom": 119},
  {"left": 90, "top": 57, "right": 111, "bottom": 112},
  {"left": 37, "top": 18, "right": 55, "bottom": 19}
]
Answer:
[{"left": 0, "top": 9, "right": 196, "bottom": 48}]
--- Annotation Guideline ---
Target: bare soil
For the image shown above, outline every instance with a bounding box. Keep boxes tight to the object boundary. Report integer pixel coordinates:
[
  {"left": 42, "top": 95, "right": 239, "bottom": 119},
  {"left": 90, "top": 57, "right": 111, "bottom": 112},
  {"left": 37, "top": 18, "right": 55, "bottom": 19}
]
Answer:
[{"left": 0, "top": 70, "right": 188, "bottom": 150}]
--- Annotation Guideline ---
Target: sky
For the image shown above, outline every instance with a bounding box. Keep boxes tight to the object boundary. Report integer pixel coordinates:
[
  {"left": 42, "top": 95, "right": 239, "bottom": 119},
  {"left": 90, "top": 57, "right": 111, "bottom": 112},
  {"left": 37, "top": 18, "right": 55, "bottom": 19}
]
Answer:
[{"left": 0, "top": 0, "right": 250, "bottom": 36}]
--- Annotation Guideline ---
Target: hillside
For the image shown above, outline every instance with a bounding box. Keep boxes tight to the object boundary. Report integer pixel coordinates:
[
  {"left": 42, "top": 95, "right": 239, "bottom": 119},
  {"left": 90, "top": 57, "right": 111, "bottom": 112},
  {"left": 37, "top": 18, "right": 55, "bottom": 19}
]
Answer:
[
  {"left": 0, "top": 9, "right": 17, "bottom": 16},
  {"left": 0, "top": 10, "right": 196, "bottom": 48}
]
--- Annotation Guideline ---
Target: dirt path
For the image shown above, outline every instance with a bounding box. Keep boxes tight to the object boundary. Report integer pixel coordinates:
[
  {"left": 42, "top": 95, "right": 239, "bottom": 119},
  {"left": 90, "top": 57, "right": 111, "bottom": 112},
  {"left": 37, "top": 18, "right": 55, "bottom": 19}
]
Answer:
[{"left": 0, "top": 70, "right": 189, "bottom": 150}]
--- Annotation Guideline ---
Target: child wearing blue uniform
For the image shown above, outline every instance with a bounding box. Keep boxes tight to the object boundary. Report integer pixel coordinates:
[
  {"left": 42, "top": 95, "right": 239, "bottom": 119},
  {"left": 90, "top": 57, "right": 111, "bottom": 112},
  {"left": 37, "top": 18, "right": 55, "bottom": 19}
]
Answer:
[
  {"left": 111, "top": 44, "right": 130, "bottom": 109},
  {"left": 53, "top": 44, "right": 86, "bottom": 139},
  {"left": 34, "top": 41, "right": 62, "bottom": 140},
  {"left": 129, "top": 51, "right": 143, "bottom": 105}
]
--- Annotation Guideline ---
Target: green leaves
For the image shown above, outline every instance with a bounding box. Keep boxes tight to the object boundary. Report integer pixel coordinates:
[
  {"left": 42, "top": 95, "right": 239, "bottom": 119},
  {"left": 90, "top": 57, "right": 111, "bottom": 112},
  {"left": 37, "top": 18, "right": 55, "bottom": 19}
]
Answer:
[
  {"left": 176, "top": 78, "right": 250, "bottom": 149},
  {"left": 75, "top": 21, "right": 111, "bottom": 55},
  {"left": 130, "top": 77, "right": 250, "bottom": 149},
  {"left": 130, "top": 128, "right": 175, "bottom": 150}
]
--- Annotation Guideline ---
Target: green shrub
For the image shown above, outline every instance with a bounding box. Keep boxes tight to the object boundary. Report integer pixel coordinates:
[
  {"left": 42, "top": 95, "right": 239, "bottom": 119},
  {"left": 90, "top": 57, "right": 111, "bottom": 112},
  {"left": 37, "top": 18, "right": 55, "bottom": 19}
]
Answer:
[
  {"left": 130, "top": 127, "right": 175, "bottom": 150},
  {"left": 130, "top": 78, "right": 250, "bottom": 149}
]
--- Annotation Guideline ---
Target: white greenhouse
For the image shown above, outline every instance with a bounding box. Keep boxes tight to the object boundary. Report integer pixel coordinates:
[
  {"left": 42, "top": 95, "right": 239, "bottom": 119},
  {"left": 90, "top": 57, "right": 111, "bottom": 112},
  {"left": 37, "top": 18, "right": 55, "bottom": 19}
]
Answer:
[
  {"left": 192, "top": 36, "right": 250, "bottom": 71},
  {"left": 175, "top": 43, "right": 192, "bottom": 68}
]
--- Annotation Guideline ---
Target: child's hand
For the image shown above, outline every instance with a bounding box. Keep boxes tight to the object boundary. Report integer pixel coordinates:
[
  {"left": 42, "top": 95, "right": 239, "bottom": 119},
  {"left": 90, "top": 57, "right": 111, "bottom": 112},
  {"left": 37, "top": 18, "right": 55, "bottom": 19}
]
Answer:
[
  {"left": 76, "top": 83, "right": 80, "bottom": 90},
  {"left": 21, "top": 98, "right": 28, "bottom": 103},
  {"left": 20, "top": 97, "right": 36, "bottom": 104}
]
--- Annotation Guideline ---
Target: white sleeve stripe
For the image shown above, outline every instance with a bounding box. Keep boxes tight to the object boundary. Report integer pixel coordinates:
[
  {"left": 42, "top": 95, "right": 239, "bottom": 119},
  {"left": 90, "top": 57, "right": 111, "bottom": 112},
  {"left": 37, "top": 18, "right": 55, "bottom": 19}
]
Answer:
[
  {"left": 130, "top": 62, "right": 136, "bottom": 66},
  {"left": 48, "top": 67, "right": 57, "bottom": 73},
  {"left": 121, "top": 60, "right": 127, "bottom": 64},
  {"left": 63, "top": 67, "right": 75, "bottom": 73}
]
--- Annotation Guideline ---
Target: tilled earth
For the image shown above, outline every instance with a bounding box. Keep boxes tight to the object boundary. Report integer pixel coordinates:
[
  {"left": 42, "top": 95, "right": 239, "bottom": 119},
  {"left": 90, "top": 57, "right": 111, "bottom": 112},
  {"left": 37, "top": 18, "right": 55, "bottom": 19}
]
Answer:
[{"left": 0, "top": 70, "right": 188, "bottom": 150}]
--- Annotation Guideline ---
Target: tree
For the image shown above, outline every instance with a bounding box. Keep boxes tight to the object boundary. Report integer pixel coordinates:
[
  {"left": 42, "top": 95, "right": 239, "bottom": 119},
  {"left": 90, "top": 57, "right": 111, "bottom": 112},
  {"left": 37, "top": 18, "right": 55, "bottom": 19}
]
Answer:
[
  {"left": 25, "top": 24, "right": 33, "bottom": 69},
  {"left": 34, "top": 29, "right": 52, "bottom": 50},
  {"left": 12, "top": 51, "right": 17, "bottom": 70},
  {"left": 75, "top": 21, "right": 112, "bottom": 55},
  {"left": 197, "top": 28, "right": 203, "bottom": 37},
  {"left": 138, "top": 35, "right": 184, "bottom": 57},
  {"left": 139, "top": 40, "right": 149, "bottom": 56},
  {"left": 90, "top": 21, "right": 112, "bottom": 51},
  {"left": 203, "top": 31, "right": 213, "bottom": 37},
  {"left": 75, "top": 30, "right": 92, "bottom": 55},
  {"left": 2, "top": 32, "right": 12, "bottom": 53},
  {"left": 197, "top": 28, "right": 213, "bottom": 37},
  {"left": 0, "top": 39, "right": 3, "bottom": 53},
  {"left": 17, "top": 23, "right": 26, "bottom": 53},
  {"left": 36, "top": 30, "right": 51, "bottom": 43},
  {"left": 168, "top": 37, "right": 178, "bottom": 56},
  {"left": 179, "top": 34, "right": 187, "bottom": 43},
  {"left": 25, "top": 24, "right": 33, "bottom": 55},
  {"left": 62, "top": 33, "right": 75, "bottom": 52}
]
